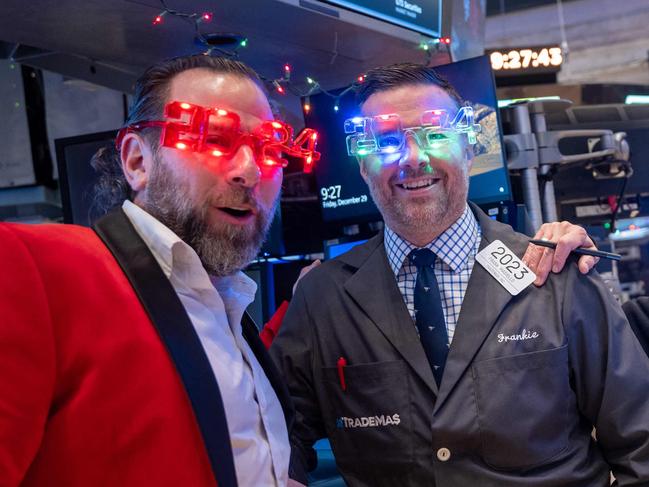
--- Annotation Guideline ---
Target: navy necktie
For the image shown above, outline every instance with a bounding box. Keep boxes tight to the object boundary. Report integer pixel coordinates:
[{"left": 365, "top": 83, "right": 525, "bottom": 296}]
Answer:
[{"left": 409, "top": 248, "right": 449, "bottom": 386}]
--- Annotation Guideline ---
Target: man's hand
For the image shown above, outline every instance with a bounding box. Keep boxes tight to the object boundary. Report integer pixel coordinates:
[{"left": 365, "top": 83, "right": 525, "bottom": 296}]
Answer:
[
  {"left": 287, "top": 479, "right": 307, "bottom": 487},
  {"left": 522, "top": 221, "right": 599, "bottom": 286}
]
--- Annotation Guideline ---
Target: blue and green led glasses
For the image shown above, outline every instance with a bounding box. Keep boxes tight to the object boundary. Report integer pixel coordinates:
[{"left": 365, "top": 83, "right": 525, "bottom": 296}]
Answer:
[{"left": 344, "top": 106, "right": 481, "bottom": 157}]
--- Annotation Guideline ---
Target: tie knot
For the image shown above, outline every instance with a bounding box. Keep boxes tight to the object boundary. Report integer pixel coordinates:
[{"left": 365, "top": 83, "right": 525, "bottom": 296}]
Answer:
[{"left": 409, "top": 248, "right": 437, "bottom": 268}]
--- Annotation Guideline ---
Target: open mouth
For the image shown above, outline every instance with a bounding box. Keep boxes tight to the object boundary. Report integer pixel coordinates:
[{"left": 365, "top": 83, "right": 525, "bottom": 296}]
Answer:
[
  {"left": 396, "top": 178, "right": 440, "bottom": 191},
  {"left": 216, "top": 207, "right": 254, "bottom": 219}
]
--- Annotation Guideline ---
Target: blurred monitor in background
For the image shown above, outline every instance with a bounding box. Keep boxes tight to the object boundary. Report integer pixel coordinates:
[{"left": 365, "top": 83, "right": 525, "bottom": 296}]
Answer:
[{"left": 306, "top": 55, "right": 512, "bottom": 228}]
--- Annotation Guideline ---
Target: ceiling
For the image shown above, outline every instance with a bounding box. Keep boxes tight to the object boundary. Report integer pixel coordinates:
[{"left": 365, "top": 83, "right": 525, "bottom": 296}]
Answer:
[
  {"left": 0, "top": 0, "right": 452, "bottom": 94},
  {"left": 4, "top": 0, "right": 642, "bottom": 106}
]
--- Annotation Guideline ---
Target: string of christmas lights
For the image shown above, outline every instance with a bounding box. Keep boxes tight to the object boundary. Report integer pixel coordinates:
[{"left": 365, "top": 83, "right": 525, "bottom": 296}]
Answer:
[
  {"left": 264, "top": 39, "right": 452, "bottom": 113},
  {"left": 419, "top": 37, "right": 452, "bottom": 65},
  {"left": 266, "top": 63, "right": 365, "bottom": 114},
  {"left": 150, "top": 1, "right": 451, "bottom": 113},
  {"left": 152, "top": 0, "right": 246, "bottom": 57}
]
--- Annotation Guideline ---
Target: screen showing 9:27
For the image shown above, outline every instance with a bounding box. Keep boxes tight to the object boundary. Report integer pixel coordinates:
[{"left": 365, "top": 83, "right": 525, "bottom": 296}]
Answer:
[
  {"left": 305, "top": 87, "right": 381, "bottom": 224},
  {"left": 320, "top": 184, "right": 369, "bottom": 210}
]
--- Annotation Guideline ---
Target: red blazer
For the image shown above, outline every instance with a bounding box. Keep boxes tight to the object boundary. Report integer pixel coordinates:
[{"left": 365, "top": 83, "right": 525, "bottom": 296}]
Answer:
[{"left": 0, "top": 210, "right": 293, "bottom": 487}]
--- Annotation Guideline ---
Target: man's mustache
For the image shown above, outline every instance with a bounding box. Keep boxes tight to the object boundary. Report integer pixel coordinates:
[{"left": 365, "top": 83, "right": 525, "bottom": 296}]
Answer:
[
  {"left": 394, "top": 164, "right": 439, "bottom": 182},
  {"left": 210, "top": 188, "right": 262, "bottom": 212}
]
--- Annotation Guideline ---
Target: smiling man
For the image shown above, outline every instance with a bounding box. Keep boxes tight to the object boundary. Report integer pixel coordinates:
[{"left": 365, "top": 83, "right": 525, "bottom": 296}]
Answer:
[
  {"left": 358, "top": 82, "right": 470, "bottom": 249},
  {"left": 271, "top": 63, "right": 649, "bottom": 486},
  {"left": 0, "top": 55, "right": 315, "bottom": 487}
]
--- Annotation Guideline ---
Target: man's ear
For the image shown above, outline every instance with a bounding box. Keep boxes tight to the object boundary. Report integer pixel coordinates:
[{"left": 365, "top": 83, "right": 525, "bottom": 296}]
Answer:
[
  {"left": 357, "top": 156, "right": 369, "bottom": 183},
  {"left": 464, "top": 144, "right": 474, "bottom": 172},
  {"left": 120, "top": 133, "right": 154, "bottom": 193}
]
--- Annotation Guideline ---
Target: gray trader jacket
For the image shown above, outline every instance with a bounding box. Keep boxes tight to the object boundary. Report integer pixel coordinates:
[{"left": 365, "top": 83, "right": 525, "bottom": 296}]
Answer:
[{"left": 271, "top": 204, "right": 649, "bottom": 487}]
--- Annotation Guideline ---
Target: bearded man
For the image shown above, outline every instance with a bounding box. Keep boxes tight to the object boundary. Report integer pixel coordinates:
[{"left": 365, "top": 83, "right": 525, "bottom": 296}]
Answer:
[{"left": 0, "top": 55, "right": 313, "bottom": 487}]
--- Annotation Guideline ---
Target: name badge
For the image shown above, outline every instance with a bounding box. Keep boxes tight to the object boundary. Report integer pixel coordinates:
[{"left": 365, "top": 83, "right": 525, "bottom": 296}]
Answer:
[{"left": 476, "top": 240, "right": 536, "bottom": 296}]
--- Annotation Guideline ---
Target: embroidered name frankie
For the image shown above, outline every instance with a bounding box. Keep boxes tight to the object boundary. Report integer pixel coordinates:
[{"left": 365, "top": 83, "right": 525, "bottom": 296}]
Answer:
[
  {"left": 336, "top": 414, "right": 401, "bottom": 429},
  {"left": 497, "top": 329, "right": 539, "bottom": 343}
]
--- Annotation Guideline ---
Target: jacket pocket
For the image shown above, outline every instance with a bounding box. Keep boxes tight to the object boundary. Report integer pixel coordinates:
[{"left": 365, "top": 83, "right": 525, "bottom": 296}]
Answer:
[
  {"left": 472, "top": 345, "right": 570, "bottom": 470},
  {"left": 320, "top": 360, "right": 412, "bottom": 465}
]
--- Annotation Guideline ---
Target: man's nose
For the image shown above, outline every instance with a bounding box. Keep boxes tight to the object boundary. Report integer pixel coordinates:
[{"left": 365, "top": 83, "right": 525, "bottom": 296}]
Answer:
[
  {"left": 226, "top": 144, "right": 261, "bottom": 187},
  {"left": 398, "top": 133, "right": 428, "bottom": 170}
]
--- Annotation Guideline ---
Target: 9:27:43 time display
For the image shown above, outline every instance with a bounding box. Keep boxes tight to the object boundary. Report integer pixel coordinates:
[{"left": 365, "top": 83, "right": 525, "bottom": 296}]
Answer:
[{"left": 489, "top": 46, "right": 563, "bottom": 72}]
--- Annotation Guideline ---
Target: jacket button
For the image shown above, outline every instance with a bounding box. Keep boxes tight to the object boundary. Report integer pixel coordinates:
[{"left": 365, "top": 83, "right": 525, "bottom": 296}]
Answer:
[{"left": 437, "top": 447, "right": 451, "bottom": 462}]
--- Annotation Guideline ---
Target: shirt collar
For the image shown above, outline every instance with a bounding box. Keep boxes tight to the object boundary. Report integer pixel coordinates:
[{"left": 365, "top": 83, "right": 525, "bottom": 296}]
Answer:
[
  {"left": 384, "top": 204, "right": 479, "bottom": 276},
  {"left": 121, "top": 200, "right": 256, "bottom": 298}
]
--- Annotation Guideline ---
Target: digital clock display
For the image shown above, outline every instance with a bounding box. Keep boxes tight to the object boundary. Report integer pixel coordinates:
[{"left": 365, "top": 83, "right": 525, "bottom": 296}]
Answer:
[{"left": 488, "top": 46, "right": 563, "bottom": 73}]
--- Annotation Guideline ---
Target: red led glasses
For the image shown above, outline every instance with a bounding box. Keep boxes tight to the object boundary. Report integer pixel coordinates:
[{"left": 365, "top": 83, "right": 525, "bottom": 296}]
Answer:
[{"left": 116, "top": 101, "right": 320, "bottom": 173}]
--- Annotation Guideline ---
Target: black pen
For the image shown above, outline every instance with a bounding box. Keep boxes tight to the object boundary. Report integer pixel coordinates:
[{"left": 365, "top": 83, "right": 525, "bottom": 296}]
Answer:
[{"left": 529, "top": 239, "right": 622, "bottom": 261}]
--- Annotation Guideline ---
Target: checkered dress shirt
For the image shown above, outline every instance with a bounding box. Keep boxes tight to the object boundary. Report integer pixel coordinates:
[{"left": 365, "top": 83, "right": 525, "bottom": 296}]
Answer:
[{"left": 385, "top": 205, "right": 481, "bottom": 343}]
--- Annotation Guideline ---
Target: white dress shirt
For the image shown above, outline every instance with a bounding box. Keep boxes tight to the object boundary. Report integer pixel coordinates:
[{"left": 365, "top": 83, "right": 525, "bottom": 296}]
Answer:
[{"left": 122, "top": 200, "right": 289, "bottom": 487}]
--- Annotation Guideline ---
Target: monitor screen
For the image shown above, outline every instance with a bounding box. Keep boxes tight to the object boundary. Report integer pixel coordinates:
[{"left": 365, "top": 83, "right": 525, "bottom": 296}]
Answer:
[
  {"left": 307, "top": 55, "right": 512, "bottom": 224},
  {"left": 323, "top": 0, "right": 442, "bottom": 38},
  {"left": 55, "top": 130, "right": 117, "bottom": 227},
  {"left": 324, "top": 238, "right": 369, "bottom": 259}
]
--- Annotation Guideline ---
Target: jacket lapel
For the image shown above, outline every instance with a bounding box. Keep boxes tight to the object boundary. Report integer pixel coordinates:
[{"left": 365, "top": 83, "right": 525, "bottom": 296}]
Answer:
[
  {"left": 433, "top": 203, "right": 530, "bottom": 414},
  {"left": 342, "top": 234, "right": 438, "bottom": 395},
  {"left": 93, "top": 208, "right": 238, "bottom": 487}
]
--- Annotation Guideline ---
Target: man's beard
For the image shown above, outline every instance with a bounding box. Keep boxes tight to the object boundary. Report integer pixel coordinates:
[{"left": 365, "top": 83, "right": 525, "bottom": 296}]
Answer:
[
  {"left": 365, "top": 163, "right": 468, "bottom": 240},
  {"left": 140, "top": 158, "right": 277, "bottom": 277}
]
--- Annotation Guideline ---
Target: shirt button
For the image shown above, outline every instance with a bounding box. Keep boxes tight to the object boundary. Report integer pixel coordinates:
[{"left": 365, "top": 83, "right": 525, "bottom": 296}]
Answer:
[{"left": 437, "top": 447, "right": 451, "bottom": 462}]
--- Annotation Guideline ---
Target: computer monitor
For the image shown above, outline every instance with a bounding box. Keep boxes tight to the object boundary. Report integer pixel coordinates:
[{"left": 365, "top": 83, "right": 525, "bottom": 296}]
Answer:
[
  {"left": 324, "top": 238, "right": 369, "bottom": 259},
  {"left": 55, "top": 130, "right": 117, "bottom": 226},
  {"left": 307, "top": 55, "right": 512, "bottom": 225},
  {"left": 439, "top": 56, "right": 512, "bottom": 205},
  {"left": 323, "top": 0, "right": 442, "bottom": 38}
]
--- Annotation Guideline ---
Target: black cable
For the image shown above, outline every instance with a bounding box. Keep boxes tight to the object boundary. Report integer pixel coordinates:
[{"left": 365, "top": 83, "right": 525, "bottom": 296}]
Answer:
[{"left": 610, "top": 174, "right": 630, "bottom": 232}]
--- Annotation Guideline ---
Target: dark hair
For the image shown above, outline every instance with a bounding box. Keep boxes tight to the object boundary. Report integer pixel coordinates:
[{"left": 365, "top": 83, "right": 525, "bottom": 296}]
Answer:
[
  {"left": 90, "top": 55, "right": 265, "bottom": 217},
  {"left": 355, "top": 62, "right": 463, "bottom": 109}
]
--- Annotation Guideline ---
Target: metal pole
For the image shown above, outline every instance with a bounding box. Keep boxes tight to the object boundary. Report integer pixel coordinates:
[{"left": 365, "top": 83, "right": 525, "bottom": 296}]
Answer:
[
  {"left": 540, "top": 173, "right": 559, "bottom": 222},
  {"left": 530, "top": 106, "right": 558, "bottom": 223},
  {"left": 510, "top": 104, "right": 544, "bottom": 231},
  {"left": 521, "top": 168, "right": 544, "bottom": 231}
]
